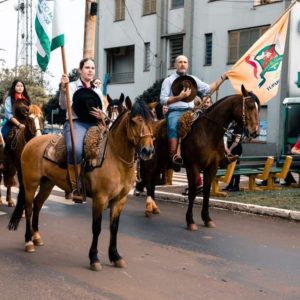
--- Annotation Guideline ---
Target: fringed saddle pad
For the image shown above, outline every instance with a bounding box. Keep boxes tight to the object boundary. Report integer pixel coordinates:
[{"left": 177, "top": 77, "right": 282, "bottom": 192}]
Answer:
[
  {"left": 178, "top": 109, "right": 203, "bottom": 140},
  {"left": 43, "top": 125, "right": 108, "bottom": 170},
  {"left": 43, "top": 135, "right": 67, "bottom": 165},
  {"left": 83, "top": 125, "right": 108, "bottom": 169}
]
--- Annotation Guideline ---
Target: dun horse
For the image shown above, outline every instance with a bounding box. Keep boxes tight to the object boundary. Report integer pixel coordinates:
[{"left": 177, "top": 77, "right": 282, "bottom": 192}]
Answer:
[
  {"left": 139, "top": 85, "right": 260, "bottom": 227},
  {"left": 0, "top": 103, "right": 43, "bottom": 207},
  {"left": 8, "top": 99, "right": 155, "bottom": 271}
]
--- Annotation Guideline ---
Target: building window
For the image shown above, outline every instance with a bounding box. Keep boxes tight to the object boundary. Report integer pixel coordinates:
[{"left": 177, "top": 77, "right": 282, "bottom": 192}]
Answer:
[
  {"left": 204, "top": 33, "right": 213, "bottom": 66},
  {"left": 115, "top": 0, "right": 125, "bottom": 21},
  {"left": 228, "top": 25, "right": 269, "bottom": 64},
  {"left": 144, "top": 43, "right": 151, "bottom": 71},
  {"left": 169, "top": 36, "right": 183, "bottom": 68},
  {"left": 143, "top": 0, "right": 156, "bottom": 15},
  {"left": 254, "top": 0, "right": 281, "bottom": 6},
  {"left": 171, "top": 0, "right": 184, "bottom": 9},
  {"left": 106, "top": 46, "right": 135, "bottom": 83}
]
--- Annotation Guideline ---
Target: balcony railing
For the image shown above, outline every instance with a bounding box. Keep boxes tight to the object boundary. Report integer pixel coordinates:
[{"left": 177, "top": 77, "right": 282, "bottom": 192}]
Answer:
[{"left": 109, "top": 72, "right": 134, "bottom": 84}]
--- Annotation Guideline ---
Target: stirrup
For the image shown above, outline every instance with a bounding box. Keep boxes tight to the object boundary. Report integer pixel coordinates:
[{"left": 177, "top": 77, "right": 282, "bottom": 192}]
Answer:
[
  {"left": 172, "top": 154, "right": 183, "bottom": 166},
  {"left": 72, "top": 190, "right": 85, "bottom": 204},
  {"left": 172, "top": 154, "right": 183, "bottom": 172}
]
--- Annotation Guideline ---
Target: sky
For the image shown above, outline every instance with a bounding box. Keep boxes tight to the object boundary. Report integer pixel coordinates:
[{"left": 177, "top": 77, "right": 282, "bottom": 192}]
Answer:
[{"left": 0, "top": 0, "right": 85, "bottom": 93}]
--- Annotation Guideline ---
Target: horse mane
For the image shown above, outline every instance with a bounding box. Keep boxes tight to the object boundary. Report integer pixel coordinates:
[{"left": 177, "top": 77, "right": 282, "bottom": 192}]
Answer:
[
  {"left": 29, "top": 104, "right": 43, "bottom": 117},
  {"left": 130, "top": 99, "right": 152, "bottom": 123},
  {"left": 204, "top": 91, "right": 260, "bottom": 114}
]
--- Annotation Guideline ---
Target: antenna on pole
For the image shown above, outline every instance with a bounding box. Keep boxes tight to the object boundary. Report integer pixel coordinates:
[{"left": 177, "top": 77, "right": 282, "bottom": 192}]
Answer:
[{"left": 14, "top": 0, "right": 33, "bottom": 73}]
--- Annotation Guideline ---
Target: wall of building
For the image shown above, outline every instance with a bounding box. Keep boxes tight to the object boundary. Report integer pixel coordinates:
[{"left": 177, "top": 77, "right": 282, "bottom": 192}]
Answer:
[{"left": 96, "top": 0, "right": 297, "bottom": 155}]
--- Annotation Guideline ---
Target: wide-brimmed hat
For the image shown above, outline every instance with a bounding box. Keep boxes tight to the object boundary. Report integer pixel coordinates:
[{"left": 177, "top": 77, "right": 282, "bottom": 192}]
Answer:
[
  {"left": 171, "top": 75, "right": 198, "bottom": 103},
  {"left": 72, "top": 88, "right": 102, "bottom": 123}
]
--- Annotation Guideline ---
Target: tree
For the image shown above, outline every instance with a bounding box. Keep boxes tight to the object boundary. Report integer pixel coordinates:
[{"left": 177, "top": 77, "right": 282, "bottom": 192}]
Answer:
[
  {"left": 135, "top": 79, "right": 164, "bottom": 104},
  {"left": 42, "top": 68, "right": 79, "bottom": 124}
]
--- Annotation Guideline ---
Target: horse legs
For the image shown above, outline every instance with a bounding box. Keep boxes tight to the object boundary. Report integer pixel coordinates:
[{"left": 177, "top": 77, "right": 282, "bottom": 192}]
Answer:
[
  {"left": 108, "top": 196, "right": 127, "bottom": 268},
  {"left": 31, "top": 178, "right": 55, "bottom": 246},
  {"left": 6, "top": 186, "right": 14, "bottom": 207},
  {"left": 201, "top": 169, "right": 216, "bottom": 228},
  {"left": 185, "top": 167, "right": 199, "bottom": 231},
  {"left": 89, "top": 198, "right": 105, "bottom": 271},
  {"left": 145, "top": 173, "right": 160, "bottom": 218}
]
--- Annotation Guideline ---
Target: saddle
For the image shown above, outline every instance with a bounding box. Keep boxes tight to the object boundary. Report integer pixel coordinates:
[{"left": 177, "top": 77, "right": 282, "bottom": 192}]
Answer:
[
  {"left": 178, "top": 108, "right": 203, "bottom": 140},
  {"left": 43, "top": 125, "right": 108, "bottom": 171}
]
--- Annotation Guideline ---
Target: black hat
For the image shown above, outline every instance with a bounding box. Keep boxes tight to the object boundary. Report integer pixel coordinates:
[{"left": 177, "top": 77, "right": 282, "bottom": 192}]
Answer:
[
  {"left": 72, "top": 88, "right": 102, "bottom": 123},
  {"left": 171, "top": 75, "right": 198, "bottom": 103}
]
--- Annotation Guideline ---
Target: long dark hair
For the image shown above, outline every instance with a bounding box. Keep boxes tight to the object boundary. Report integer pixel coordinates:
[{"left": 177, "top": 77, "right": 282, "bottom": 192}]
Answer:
[{"left": 8, "top": 79, "right": 31, "bottom": 105}]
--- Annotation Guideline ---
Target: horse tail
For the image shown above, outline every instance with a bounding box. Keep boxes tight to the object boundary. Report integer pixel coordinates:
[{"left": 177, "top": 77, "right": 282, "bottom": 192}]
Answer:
[{"left": 8, "top": 182, "right": 25, "bottom": 231}]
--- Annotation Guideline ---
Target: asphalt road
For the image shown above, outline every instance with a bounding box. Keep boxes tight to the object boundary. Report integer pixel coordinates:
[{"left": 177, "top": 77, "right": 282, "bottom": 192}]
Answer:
[{"left": 0, "top": 190, "right": 299, "bottom": 300}]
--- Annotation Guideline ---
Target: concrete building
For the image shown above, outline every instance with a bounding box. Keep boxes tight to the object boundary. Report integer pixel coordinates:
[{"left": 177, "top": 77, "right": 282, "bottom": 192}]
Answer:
[{"left": 96, "top": 0, "right": 300, "bottom": 155}]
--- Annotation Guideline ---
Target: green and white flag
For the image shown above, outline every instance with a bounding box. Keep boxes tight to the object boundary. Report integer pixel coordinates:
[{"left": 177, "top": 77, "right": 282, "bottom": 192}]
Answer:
[{"left": 35, "top": 0, "right": 65, "bottom": 71}]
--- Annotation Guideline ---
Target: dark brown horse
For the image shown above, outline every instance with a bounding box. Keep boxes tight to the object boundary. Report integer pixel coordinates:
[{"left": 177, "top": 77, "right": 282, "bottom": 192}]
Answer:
[
  {"left": 8, "top": 99, "right": 155, "bottom": 271},
  {"left": 182, "top": 85, "right": 259, "bottom": 229},
  {"left": 138, "top": 85, "right": 260, "bottom": 226},
  {"left": 1, "top": 104, "right": 44, "bottom": 207},
  {"left": 106, "top": 93, "right": 132, "bottom": 123}
]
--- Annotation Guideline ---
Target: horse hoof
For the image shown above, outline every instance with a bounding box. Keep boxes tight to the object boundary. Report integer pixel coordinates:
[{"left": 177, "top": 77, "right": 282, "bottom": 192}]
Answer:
[
  {"left": 114, "top": 259, "right": 126, "bottom": 268},
  {"left": 65, "top": 193, "right": 72, "bottom": 200},
  {"left": 33, "top": 238, "right": 44, "bottom": 246},
  {"left": 7, "top": 201, "right": 15, "bottom": 207},
  {"left": 187, "top": 223, "right": 198, "bottom": 231},
  {"left": 145, "top": 210, "right": 153, "bottom": 218},
  {"left": 90, "top": 261, "right": 102, "bottom": 271},
  {"left": 25, "top": 241, "right": 35, "bottom": 253},
  {"left": 152, "top": 207, "right": 160, "bottom": 214},
  {"left": 205, "top": 221, "right": 216, "bottom": 228}
]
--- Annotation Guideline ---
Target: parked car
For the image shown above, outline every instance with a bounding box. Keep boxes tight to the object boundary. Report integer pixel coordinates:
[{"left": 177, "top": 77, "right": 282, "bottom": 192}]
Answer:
[{"left": 42, "top": 125, "right": 63, "bottom": 135}]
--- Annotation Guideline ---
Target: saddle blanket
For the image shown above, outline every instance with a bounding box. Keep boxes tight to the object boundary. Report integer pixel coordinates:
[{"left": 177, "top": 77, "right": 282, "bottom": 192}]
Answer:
[{"left": 43, "top": 125, "right": 108, "bottom": 170}]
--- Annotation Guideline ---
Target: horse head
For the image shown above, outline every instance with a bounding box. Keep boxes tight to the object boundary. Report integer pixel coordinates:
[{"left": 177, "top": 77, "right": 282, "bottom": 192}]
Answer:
[
  {"left": 234, "top": 85, "right": 260, "bottom": 141},
  {"left": 27, "top": 105, "right": 44, "bottom": 137},
  {"left": 106, "top": 93, "right": 128, "bottom": 123},
  {"left": 127, "top": 99, "right": 155, "bottom": 161}
]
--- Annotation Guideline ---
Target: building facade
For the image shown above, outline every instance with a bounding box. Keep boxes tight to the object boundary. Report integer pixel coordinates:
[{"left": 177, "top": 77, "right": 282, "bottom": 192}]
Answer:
[{"left": 96, "top": 0, "right": 300, "bottom": 155}]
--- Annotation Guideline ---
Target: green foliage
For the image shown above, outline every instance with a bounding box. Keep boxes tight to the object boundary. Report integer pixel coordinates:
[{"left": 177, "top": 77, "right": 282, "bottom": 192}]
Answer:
[
  {"left": 135, "top": 79, "right": 164, "bottom": 104},
  {"left": 42, "top": 68, "right": 78, "bottom": 125},
  {"left": 43, "top": 91, "right": 66, "bottom": 125}
]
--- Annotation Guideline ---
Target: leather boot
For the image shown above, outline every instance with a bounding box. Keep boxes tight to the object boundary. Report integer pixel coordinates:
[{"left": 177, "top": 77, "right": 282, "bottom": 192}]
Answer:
[
  {"left": 165, "top": 168, "right": 173, "bottom": 185},
  {"left": 168, "top": 138, "right": 183, "bottom": 172},
  {"left": 67, "top": 164, "right": 84, "bottom": 203}
]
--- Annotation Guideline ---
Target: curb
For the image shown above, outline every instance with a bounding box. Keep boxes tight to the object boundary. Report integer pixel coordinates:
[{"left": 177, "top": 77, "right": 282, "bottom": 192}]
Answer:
[{"left": 154, "top": 190, "right": 300, "bottom": 221}]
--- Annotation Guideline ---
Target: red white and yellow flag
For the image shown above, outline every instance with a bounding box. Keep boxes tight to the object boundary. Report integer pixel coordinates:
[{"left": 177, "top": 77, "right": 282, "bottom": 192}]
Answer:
[{"left": 226, "top": 4, "right": 295, "bottom": 105}]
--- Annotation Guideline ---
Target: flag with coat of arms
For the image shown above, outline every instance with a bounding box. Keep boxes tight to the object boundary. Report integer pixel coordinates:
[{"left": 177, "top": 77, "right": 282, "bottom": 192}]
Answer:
[
  {"left": 35, "top": 0, "right": 65, "bottom": 71},
  {"left": 226, "top": 1, "right": 299, "bottom": 105}
]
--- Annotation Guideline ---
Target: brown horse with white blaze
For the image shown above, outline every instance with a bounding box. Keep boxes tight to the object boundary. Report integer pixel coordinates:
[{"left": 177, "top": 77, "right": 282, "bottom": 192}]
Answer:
[
  {"left": 8, "top": 99, "right": 155, "bottom": 271},
  {"left": 182, "top": 85, "right": 260, "bottom": 230}
]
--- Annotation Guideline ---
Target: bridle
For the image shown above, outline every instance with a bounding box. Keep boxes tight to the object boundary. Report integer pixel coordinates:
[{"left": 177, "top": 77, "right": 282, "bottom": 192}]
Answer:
[
  {"left": 200, "top": 94, "right": 256, "bottom": 143},
  {"left": 127, "top": 117, "right": 153, "bottom": 148}
]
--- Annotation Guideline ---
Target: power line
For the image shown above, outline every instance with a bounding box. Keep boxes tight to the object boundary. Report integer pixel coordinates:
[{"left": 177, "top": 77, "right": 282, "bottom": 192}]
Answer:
[{"left": 0, "top": 0, "right": 10, "bottom": 4}]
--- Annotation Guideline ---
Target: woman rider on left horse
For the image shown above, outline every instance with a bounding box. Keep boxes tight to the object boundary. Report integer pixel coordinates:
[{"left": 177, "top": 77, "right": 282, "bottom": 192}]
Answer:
[
  {"left": 3, "top": 79, "right": 31, "bottom": 137},
  {"left": 2, "top": 79, "right": 31, "bottom": 186},
  {"left": 59, "top": 58, "right": 107, "bottom": 203}
]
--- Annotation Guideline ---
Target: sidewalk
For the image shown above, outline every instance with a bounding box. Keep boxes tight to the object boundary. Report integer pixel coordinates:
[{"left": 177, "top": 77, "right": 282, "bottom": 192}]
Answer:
[{"left": 150, "top": 172, "right": 300, "bottom": 222}]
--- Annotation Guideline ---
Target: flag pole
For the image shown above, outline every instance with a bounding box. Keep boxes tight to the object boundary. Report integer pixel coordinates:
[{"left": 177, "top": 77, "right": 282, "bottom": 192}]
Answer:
[{"left": 60, "top": 46, "right": 79, "bottom": 183}]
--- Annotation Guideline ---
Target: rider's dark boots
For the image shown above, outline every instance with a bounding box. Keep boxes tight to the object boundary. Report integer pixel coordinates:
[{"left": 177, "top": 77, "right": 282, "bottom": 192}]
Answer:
[
  {"left": 168, "top": 138, "right": 183, "bottom": 172},
  {"left": 67, "top": 164, "right": 85, "bottom": 203}
]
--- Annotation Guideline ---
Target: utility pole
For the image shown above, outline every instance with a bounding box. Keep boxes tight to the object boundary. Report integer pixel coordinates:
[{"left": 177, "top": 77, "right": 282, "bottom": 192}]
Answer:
[{"left": 83, "top": 0, "right": 98, "bottom": 59}]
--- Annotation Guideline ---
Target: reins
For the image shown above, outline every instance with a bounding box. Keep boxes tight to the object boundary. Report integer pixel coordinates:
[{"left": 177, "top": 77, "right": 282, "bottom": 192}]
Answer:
[{"left": 198, "top": 95, "right": 253, "bottom": 144}]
